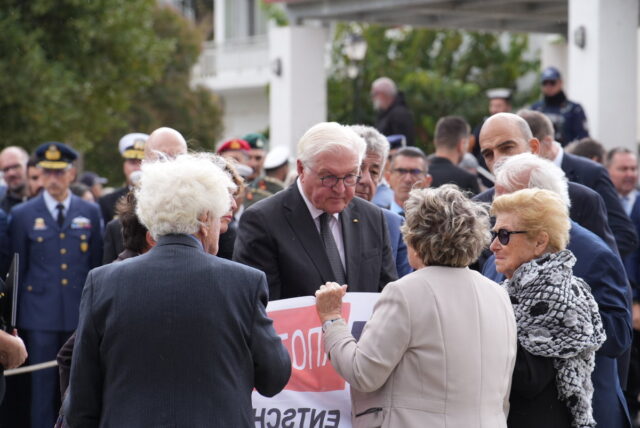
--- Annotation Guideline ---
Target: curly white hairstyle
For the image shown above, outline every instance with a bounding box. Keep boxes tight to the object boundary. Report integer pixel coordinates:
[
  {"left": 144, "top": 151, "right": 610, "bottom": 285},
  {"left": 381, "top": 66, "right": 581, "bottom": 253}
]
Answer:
[{"left": 136, "top": 153, "right": 236, "bottom": 239}]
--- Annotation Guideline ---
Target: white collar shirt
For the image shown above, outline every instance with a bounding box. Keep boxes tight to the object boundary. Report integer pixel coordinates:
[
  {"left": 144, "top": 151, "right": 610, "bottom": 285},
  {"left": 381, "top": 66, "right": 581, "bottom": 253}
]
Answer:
[{"left": 296, "top": 178, "right": 346, "bottom": 269}]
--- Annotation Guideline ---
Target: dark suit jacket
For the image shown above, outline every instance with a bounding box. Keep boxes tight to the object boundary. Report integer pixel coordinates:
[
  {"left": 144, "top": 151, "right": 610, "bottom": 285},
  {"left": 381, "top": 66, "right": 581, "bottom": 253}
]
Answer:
[
  {"left": 101, "top": 218, "right": 123, "bottom": 265},
  {"left": 474, "top": 183, "right": 617, "bottom": 254},
  {"left": 428, "top": 156, "right": 480, "bottom": 195},
  {"left": 561, "top": 152, "right": 638, "bottom": 256},
  {"left": 382, "top": 208, "right": 412, "bottom": 277},
  {"left": 233, "top": 184, "right": 398, "bottom": 300},
  {"left": 483, "top": 222, "right": 632, "bottom": 428},
  {"left": 0, "top": 209, "right": 9, "bottom": 278},
  {"left": 97, "top": 186, "right": 128, "bottom": 224},
  {"left": 66, "top": 234, "right": 291, "bottom": 428},
  {"left": 623, "top": 194, "right": 640, "bottom": 300}
]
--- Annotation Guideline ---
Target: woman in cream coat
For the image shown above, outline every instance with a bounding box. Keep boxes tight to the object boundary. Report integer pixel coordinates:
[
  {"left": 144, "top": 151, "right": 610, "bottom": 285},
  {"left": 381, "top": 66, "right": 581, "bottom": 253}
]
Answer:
[{"left": 316, "top": 185, "right": 517, "bottom": 428}]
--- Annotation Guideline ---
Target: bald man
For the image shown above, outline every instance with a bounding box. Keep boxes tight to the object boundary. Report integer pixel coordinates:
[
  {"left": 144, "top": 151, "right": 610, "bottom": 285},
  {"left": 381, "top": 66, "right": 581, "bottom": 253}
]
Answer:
[
  {"left": 144, "top": 127, "right": 188, "bottom": 160},
  {"left": 371, "top": 77, "right": 415, "bottom": 146},
  {"left": 0, "top": 146, "right": 29, "bottom": 212},
  {"left": 102, "top": 127, "right": 188, "bottom": 264},
  {"left": 474, "top": 112, "right": 617, "bottom": 254}
]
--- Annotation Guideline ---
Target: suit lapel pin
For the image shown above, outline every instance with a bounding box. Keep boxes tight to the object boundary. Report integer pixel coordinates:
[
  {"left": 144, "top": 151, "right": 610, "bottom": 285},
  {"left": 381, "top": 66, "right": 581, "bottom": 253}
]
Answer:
[{"left": 353, "top": 219, "right": 359, "bottom": 223}]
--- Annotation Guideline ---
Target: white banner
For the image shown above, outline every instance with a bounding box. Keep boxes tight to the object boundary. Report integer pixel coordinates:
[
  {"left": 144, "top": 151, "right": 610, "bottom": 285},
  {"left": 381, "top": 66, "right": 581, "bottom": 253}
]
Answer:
[{"left": 252, "top": 293, "right": 380, "bottom": 428}]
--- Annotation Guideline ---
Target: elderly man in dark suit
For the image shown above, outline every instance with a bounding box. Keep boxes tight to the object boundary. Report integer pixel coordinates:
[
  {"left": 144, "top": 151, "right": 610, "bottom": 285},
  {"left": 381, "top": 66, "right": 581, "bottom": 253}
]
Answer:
[
  {"left": 233, "top": 122, "right": 398, "bottom": 300},
  {"left": 349, "top": 125, "right": 412, "bottom": 278},
  {"left": 518, "top": 109, "right": 638, "bottom": 257},
  {"left": 67, "top": 153, "right": 290, "bottom": 427},
  {"left": 482, "top": 153, "right": 633, "bottom": 428}
]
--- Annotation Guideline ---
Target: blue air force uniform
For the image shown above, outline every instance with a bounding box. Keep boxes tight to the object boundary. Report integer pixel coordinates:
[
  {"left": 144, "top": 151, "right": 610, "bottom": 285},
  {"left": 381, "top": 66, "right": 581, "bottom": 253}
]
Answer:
[
  {"left": 11, "top": 192, "right": 103, "bottom": 331},
  {"left": 8, "top": 142, "right": 103, "bottom": 428}
]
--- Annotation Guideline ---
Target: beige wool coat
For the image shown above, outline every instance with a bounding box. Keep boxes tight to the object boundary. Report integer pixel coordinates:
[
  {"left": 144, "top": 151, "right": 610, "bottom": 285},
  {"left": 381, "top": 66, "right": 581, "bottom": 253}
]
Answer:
[{"left": 324, "top": 266, "right": 518, "bottom": 428}]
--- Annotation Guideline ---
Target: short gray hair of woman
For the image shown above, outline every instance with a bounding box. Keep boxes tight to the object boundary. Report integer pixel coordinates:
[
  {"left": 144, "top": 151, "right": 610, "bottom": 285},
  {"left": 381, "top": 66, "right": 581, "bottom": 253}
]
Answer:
[
  {"left": 494, "top": 153, "right": 571, "bottom": 208},
  {"left": 297, "top": 122, "right": 366, "bottom": 169},
  {"left": 349, "top": 125, "right": 390, "bottom": 172},
  {"left": 136, "top": 153, "right": 236, "bottom": 240},
  {"left": 401, "top": 184, "right": 490, "bottom": 267}
]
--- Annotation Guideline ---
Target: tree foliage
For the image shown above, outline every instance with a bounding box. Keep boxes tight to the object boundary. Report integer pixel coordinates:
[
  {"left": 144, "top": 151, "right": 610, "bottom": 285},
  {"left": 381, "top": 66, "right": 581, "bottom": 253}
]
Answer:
[
  {"left": 0, "top": 1, "right": 224, "bottom": 184},
  {"left": 85, "top": 6, "right": 224, "bottom": 184},
  {"left": 328, "top": 23, "right": 540, "bottom": 153},
  {"left": 0, "top": 0, "right": 170, "bottom": 152}
]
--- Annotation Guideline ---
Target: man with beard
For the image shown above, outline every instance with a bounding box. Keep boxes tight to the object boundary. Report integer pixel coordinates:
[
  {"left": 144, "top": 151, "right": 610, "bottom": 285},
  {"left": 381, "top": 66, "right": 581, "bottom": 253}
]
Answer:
[
  {"left": 0, "top": 147, "right": 29, "bottom": 212},
  {"left": 371, "top": 77, "right": 416, "bottom": 146}
]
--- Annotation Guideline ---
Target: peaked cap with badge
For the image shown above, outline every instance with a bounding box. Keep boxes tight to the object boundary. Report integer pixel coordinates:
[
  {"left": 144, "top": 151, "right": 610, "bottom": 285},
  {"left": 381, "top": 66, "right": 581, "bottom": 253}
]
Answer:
[{"left": 35, "top": 142, "right": 78, "bottom": 170}]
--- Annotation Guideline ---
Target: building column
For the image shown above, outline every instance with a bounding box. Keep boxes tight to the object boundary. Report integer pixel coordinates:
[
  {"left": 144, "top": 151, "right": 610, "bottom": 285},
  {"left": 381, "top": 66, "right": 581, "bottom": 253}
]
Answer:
[
  {"left": 568, "top": 0, "right": 638, "bottom": 150},
  {"left": 269, "top": 25, "right": 328, "bottom": 156}
]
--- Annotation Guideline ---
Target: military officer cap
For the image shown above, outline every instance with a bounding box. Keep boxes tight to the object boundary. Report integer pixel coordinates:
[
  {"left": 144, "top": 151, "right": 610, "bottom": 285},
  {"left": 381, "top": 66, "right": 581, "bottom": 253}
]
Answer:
[
  {"left": 386, "top": 134, "right": 407, "bottom": 151},
  {"left": 486, "top": 88, "right": 512, "bottom": 101},
  {"left": 264, "top": 146, "right": 290, "bottom": 170},
  {"left": 242, "top": 133, "right": 268, "bottom": 150},
  {"left": 217, "top": 138, "right": 251, "bottom": 154},
  {"left": 35, "top": 142, "right": 78, "bottom": 170},
  {"left": 118, "top": 133, "right": 148, "bottom": 160}
]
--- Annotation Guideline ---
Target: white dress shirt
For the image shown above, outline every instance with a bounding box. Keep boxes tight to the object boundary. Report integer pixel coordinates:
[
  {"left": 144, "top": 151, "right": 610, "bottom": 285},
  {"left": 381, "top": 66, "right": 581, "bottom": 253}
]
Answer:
[
  {"left": 43, "top": 190, "right": 71, "bottom": 221},
  {"left": 297, "top": 178, "right": 346, "bottom": 269}
]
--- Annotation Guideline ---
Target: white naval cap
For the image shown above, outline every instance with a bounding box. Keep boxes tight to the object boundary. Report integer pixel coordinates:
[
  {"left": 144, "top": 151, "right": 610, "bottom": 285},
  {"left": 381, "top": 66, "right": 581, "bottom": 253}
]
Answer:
[{"left": 264, "top": 146, "right": 290, "bottom": 170}]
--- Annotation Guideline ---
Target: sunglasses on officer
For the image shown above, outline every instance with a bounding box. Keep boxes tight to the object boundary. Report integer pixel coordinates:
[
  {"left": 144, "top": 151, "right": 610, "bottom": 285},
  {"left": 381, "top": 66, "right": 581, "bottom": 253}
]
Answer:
[{"left": 491, "top": 229, "right": 528, "bottom": 245}]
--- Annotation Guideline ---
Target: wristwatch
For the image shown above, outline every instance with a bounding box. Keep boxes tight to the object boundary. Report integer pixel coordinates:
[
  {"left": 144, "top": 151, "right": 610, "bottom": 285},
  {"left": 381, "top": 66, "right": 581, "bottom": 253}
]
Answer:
[{"left": 322, "top": 318, "right": 342, "bottom": 333}]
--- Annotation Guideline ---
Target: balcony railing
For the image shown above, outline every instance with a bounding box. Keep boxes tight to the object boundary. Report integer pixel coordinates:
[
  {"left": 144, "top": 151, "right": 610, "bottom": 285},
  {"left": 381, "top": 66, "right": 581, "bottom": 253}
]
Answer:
[{"left": 194, "top": 35, "right": 270, "bottom": 79}]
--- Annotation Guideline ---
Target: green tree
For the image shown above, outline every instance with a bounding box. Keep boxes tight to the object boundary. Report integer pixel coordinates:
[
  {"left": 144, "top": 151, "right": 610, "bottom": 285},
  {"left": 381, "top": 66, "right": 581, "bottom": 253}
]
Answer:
[
  {"left": 329, "top": 23, "right": 540, "bottom": 153},
  {"left": 84, "top": 6, "right": 224, "bottom": 184},
  {"left": 0, "top": 0, "right": 170, "bottom": 152}
]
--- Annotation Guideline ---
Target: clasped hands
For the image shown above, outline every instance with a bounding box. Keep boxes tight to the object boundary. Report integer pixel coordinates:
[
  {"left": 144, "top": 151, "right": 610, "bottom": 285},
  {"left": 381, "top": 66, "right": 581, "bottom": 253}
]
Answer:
[{"left": 315, "top": 282, "right": 348, "bottom": 323}]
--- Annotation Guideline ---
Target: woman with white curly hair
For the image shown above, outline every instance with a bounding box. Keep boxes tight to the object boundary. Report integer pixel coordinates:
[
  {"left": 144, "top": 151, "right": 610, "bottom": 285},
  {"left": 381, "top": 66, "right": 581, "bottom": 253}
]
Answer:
[
  {"left": 315, "top": 184, "right": 518, "bottom": 427},
  {"left": 490, "top": 188, "right": 606, "bottom": 428}
]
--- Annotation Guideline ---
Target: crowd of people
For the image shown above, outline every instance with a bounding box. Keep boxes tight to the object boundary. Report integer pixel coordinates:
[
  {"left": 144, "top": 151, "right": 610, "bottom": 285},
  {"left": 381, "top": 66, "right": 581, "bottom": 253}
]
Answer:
[{"left": 0, "top": 65, "right": 637, "bottom": 428}]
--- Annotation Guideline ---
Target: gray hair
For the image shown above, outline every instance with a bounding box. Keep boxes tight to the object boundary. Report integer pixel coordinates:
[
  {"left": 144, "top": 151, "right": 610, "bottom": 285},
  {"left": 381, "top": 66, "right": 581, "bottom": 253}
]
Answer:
[
  {"left": 494, "top": 153, "right": 571, "bottom": 207},
  {"left": 371, "top": 77, "right": 397, "bottom": 96},
  {"left": 349, "top": 125, "right": 390, "bottom": 171},
  {"left": 402, "top": 184, "right": 490, "bottom": 267},
  {"left": 136, "top": 153, "right": 236, "bottom": 239},
  {"left": 297, "top": 122, "right": 366, "bottom": 169},
  {"left": 0, "top": 146, "right": 29, "bottom": 165}
]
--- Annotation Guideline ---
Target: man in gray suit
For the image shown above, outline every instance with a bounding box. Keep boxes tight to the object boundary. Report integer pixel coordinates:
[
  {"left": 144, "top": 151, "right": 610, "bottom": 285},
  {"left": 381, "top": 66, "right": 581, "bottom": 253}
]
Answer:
[
  {"left": 233, "top": 122, "right": 398, "bottom": 300},
  {"left": 67, "top": 153, "right": 291, "bottom": 427}
]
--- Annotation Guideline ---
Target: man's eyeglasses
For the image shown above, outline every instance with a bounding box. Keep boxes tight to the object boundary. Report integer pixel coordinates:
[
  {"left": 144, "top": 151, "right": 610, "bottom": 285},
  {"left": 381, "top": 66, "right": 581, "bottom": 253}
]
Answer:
[
  {"left": 542, "top": 80, "right": 557, "bottom": 87},
  {"left": 1, "top": 164, "right": 21, "bottom": 174},
  {"left": 392, "top": 168, "right": 425, "bottom": 177},
  {"left": 491, "top": 229, "right": 528, "bottom": 245},
  {"left": 317, "top": 173, "right": 360, "bottom": 188}
]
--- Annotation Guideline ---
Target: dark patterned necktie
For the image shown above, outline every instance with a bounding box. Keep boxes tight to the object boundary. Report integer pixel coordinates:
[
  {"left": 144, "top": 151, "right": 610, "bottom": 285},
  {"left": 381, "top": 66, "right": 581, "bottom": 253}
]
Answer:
[
  {"left": 320, "top": 212, "right": 346, "bottom": 285},
  {"left": 56, "top": 203, "right": 65, "bottom": 227}
]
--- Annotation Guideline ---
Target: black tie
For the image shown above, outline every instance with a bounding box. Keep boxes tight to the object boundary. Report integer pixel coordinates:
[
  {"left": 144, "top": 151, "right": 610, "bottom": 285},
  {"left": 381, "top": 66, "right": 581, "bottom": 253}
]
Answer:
[
  {"left": 56, "top": 203, "right": 65, "bottom": 227},
  {"left": 320, "top": 213, "right": 346, "bottom": 285}
]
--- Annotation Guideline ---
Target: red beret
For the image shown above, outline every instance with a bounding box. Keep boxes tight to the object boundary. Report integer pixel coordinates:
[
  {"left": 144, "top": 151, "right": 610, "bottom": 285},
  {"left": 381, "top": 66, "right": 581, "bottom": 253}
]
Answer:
[{"left": 217, "top": 139, "right": 251, "bottom": 154}]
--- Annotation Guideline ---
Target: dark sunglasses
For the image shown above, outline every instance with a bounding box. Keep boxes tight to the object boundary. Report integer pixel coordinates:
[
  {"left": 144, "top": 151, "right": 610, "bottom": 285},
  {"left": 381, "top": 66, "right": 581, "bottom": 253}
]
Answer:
[
  {"left": 542, "top": 80, "right": 557, "bottom": 86},
  {"left": 491, "top": 229, "right": 528, "bottom": 245}
]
